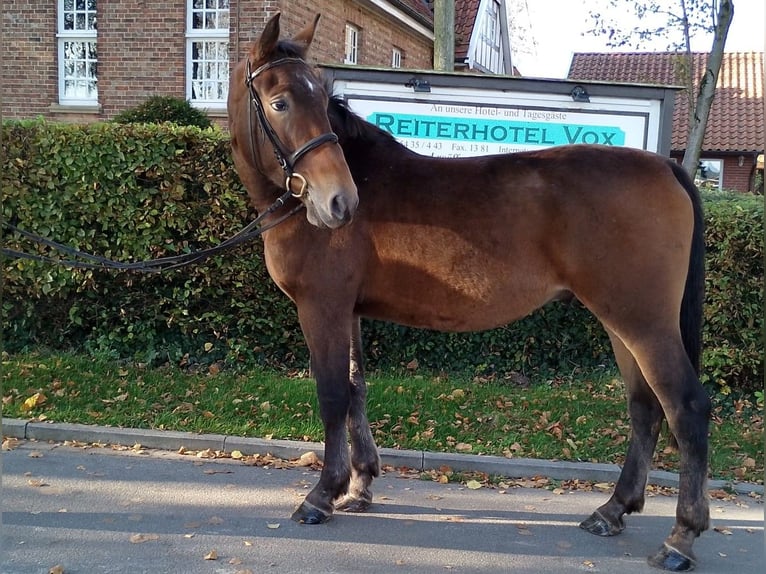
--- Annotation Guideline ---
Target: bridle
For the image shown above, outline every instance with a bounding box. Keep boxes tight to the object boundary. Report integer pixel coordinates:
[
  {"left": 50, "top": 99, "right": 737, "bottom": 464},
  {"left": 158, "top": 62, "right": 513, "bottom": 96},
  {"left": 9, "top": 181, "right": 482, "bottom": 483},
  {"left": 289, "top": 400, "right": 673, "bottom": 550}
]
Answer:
[{"left": 245, "top": 57, "right": 339, "bottom": 199}]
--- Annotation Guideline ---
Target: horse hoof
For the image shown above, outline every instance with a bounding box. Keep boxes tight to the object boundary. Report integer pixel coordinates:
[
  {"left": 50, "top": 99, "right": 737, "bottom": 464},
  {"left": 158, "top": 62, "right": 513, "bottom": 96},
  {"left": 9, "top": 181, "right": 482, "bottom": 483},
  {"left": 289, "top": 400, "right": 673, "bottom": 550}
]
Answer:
[
  {"left": 579, "top": 511, "right": 625, "bottom": 537},
  {"left": 336, "top": 495, "right": 372, "bottom": 513},
  {"left": 647, "top": 544, "right": 695, "bottom": 572},
  {"left": 291, "top": 501, "right": 332, "bottom": 525}
]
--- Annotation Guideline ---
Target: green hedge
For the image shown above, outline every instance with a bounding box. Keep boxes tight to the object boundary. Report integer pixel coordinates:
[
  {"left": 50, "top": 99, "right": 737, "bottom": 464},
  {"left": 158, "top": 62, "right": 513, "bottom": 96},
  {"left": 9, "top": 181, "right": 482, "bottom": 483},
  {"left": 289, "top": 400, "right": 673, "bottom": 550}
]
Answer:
[{"left": 2, "top": 121, "right": 762, "bottom": 395}]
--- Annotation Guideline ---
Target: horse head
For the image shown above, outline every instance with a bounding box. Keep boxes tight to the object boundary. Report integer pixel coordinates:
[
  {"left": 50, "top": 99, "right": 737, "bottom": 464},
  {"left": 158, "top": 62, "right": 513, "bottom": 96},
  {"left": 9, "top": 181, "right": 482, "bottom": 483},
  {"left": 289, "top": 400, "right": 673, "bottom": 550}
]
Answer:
[{"left": 229, "top": 13, "right": 358, "bottom": 229}]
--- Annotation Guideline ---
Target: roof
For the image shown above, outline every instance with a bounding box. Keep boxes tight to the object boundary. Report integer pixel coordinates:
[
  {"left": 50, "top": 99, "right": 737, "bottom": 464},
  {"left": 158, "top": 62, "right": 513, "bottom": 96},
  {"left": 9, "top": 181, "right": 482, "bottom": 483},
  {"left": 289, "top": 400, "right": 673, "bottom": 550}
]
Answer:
[
  {"left": 568, "top": 51, "right": 764, "bottom": 153},
  {"left": 390, "top": 0, "right": 434, "bottom": 25},
  {"left": 454, "top": 0, "right": 480, "bottom": 60}
]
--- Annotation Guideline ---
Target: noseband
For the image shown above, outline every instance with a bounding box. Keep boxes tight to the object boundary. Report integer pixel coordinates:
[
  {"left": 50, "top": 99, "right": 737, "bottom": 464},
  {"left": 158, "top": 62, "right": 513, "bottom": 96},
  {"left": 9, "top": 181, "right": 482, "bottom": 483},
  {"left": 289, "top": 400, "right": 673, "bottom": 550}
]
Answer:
[{"left": 245, "top": 57, "right": 339, "bottom": 198}]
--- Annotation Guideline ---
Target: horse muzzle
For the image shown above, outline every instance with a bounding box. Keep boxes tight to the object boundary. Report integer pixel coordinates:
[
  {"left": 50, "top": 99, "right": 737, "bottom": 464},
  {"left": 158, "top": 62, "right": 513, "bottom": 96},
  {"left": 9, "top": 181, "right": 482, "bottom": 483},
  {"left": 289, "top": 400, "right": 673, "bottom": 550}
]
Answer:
[{"left": 304, "top": 186, "right": 359, "bottom": 229}]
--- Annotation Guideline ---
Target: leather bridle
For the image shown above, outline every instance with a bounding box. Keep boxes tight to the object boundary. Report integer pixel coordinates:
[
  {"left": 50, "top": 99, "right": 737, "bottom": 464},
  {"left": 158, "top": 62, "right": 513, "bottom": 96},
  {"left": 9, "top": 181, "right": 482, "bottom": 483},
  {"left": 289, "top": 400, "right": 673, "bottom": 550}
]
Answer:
[{"left": 244, "top": 57, "right": 339, "bottom": 198}]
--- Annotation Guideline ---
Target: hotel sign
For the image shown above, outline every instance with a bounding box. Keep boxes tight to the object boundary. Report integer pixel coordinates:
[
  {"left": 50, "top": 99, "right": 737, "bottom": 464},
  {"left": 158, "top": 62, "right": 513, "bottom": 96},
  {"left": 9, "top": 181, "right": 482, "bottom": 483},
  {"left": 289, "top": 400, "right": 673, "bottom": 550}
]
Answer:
[{"left": 323, "top": 66, "right": 677, "bottom": 158}]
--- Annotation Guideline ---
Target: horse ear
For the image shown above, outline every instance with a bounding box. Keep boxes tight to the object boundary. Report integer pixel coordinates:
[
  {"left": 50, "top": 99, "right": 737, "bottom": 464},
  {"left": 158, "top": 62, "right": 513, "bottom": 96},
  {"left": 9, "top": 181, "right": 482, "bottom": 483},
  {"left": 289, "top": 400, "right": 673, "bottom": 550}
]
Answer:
[
  {"left": 250, "top": 12, "right": 281, "bottom": 63},
  {"left": 291, "top": 13, "right": 321, "bottom": 54}
]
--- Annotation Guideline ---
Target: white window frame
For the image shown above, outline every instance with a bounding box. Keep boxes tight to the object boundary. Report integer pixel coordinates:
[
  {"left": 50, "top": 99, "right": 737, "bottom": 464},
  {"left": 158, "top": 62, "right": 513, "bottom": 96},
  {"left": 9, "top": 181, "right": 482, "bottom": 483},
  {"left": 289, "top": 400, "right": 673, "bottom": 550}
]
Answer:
[
  {"left": 57, "top": 0, "right": 98, "bottom": 106},
  {"left": 185, "top": 0, "right": 230, "bottom": 110},
  {"left": 344, "top": 24, "right": 359, "bottom": 65},
  {"left": 392, "top": 47, "right": 402, "bottom": 69}
]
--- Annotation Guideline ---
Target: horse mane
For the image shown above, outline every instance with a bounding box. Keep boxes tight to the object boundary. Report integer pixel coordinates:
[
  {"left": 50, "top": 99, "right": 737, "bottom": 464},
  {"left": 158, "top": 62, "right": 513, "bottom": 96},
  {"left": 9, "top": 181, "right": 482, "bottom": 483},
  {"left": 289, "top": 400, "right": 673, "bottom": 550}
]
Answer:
[{"left": 326, "top": 95, "right": 400, "bottom": 149}]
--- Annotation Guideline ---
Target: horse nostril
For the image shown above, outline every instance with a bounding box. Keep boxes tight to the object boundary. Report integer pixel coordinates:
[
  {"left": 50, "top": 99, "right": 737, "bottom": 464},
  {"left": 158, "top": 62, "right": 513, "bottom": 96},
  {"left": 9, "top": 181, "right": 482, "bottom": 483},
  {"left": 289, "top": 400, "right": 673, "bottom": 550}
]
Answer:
[{"left": 330, "top": 193, "right": 353, "bottom": 222}]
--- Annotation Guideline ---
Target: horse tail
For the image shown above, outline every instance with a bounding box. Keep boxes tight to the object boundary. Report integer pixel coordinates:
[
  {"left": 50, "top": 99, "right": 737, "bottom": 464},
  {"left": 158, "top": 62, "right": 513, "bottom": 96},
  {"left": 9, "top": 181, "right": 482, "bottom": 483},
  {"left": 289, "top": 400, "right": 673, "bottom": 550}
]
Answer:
[{"left": 671, "top": 161, "right": 705, "bottom": 375}]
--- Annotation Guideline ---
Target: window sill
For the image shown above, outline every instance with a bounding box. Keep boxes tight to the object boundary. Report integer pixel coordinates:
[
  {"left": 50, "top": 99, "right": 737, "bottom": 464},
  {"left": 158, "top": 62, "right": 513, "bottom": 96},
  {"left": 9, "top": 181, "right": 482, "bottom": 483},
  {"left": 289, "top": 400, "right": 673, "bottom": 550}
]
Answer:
[{"left": 49, "top": 103, "right": 102, "bottom": 114}]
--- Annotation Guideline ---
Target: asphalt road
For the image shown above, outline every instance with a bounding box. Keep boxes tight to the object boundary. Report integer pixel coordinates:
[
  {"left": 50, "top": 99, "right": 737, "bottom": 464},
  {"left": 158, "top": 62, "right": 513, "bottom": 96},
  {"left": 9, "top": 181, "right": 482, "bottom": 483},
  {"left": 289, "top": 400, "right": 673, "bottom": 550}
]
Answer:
[{"left": 3, "top": 439, "right": 763, "bottom": 574}]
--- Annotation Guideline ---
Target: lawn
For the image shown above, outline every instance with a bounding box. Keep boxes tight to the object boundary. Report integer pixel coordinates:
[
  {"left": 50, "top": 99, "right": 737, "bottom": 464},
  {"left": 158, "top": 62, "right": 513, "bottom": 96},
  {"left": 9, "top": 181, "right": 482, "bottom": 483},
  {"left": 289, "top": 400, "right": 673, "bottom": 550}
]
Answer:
[{"left": 2, "top": 350, "right": 762, "bottom": 484}]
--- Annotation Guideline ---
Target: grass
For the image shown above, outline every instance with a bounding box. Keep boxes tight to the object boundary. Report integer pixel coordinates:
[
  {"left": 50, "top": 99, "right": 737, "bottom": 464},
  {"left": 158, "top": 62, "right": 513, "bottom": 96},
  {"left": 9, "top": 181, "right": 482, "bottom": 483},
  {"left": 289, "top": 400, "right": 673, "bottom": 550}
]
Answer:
[{"left": 2, "top": 350, "right": 762, "bottom": 484}]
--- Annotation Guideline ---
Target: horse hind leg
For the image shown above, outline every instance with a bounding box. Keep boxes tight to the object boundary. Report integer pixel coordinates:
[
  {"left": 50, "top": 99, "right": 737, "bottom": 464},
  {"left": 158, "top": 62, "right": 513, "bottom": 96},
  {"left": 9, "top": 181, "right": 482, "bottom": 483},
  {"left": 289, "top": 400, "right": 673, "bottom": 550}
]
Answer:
[
  {"left": 583, "top": 326, "right": 709, "bottom": 571},
  {"left": 580, "top": 329, "right": 664, "bottom": 537},
  {"left": 336, "top": 317, "right": 381, "bottom": 513}
]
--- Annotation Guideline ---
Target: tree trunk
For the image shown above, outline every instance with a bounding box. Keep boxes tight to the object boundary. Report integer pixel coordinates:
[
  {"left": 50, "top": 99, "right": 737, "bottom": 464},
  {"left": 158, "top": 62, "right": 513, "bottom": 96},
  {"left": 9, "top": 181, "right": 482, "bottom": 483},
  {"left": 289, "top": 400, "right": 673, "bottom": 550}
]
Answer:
[{"left": 681, "top": 0, "right": 734, "bottom": 176}]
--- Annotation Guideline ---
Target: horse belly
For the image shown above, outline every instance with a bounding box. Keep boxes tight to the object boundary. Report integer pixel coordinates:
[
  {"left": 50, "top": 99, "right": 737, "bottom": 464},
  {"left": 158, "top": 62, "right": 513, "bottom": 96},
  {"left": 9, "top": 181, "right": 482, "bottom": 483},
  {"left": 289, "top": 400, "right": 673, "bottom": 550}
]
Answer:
[{"left": 357, "top": 254, "right": 561, "bottom": 332}]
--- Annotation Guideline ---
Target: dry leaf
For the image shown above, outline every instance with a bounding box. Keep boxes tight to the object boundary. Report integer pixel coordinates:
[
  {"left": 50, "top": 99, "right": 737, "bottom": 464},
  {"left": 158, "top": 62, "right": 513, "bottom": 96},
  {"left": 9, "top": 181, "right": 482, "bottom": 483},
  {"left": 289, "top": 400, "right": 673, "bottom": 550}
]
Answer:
[
  {"left": 129, "top": 533, "right": 159, "bottom": 544},
  {"left": 21, "top": 392, "right": 46, "bottom": 411},
  {"left": 243, "top": 540, "right": 253, "bottom": 546},
  {"left": 297, "top": 451, "right": 319, "bottom": 466},
  {"left": 28, "top": 478, "right": 49, "bottom": 487},
  {"left": 49, "top": 566, "right": 64, "bottom": 574},
  {"left": 229, "top": 557, "right": 243, "bottom": 565},
  {"left": 267, "top": 523, "right": 280, "bottom": 529},
  {"left": 235, "top": 570, "right": 254, "bottom": 574},
  {"left": 28, "top": 450, "right": 44, "bottom": 458},
  {"left": 455, "top": 443, "right": 473, "bottom": 452},
  {"left": 208, "top": 516, "right": 224, "bottom": 525},
  {"left": 203, "top": 549, "right": 218, "bottom": 560},
  {"left": 2, "top": 437, "right": 20, "bottom": 450},
  {"left": 714, "top": 526, "right": 733, "bottom": 535},
  {"left": 231, "top": 450, "right": 244, "bottom": 460},
  {"left": 465, "top": 480, "right": 482, "bottom": 490}
]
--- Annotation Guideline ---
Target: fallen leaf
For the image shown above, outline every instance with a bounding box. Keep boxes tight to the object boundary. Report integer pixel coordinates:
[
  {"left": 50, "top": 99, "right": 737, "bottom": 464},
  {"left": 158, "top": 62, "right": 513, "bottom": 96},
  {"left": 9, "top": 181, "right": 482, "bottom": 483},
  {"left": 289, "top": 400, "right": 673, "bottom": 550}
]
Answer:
[
  {"left": 129, "top": 533, "right": 159, "bottom": 544},
  {"left": 203, "top": 549, "right": 218, "bottom": 560},
  {"left": 235, "top": 570, "right": 254, "bottom": 574},
  {"left": 207, "top": 516, "right": 224, "bottom": 525},
  {"left": 28, "top": 478, "right": 49, "bottom": 487},
  {"left": 582, "top": 560, "right": 595, "bottom": 568},
  {"left": 297, "top": 451, "right": 319, "bottom": 466},
  {"left": 184, "top": 533, "right": 195, "bottom": 539},
  {"left": 243, "top": 540, "right": 253, "bottom": 546},
  {"left": 713, "top": 526, "right": 733, "bottom": 535},
  {"left": 231, "top": 450, "right": 244, "bottom": 460},
  {"left": 267, "top": 523, "right": 280, "bottom": 529},
  {"left": 465, "top": 480, "right": 482, "bottom": 490},
  {"left": 28, "top": 451, "right": 44, "bottom": 458},
  {"left": 455, "top": 443, "right": 473, "bottom": 452},
  {"left": 21, "top": 392, "right": 46, "bottom": 411},
  {"left": 49, "top": 566, "right": 64, "bottom": 574},
  {"left": 229, "top": 557, "right": 243, "bottom": 565}
]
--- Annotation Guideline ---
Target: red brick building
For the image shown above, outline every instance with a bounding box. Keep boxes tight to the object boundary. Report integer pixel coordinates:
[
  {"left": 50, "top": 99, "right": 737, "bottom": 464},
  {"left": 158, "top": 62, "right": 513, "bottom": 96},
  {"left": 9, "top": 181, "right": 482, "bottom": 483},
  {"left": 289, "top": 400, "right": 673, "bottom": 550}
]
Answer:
[
  {"left": 569, "top": 51, "right": 764, "bottom": 193},
  {"left": 3, "top": 0, "right": 513, "bottom": 124}
]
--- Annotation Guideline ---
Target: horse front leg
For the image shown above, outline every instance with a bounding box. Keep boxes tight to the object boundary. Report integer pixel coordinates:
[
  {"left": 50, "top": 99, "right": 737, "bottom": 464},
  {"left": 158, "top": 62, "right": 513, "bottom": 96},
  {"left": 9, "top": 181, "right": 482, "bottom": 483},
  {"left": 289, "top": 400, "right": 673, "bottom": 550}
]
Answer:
[
  {"left": 291, "top": 306, "right": 353, "bottom": 525},
  {"left": 336, "top": 317, "right": 380, "bottom": 512}
]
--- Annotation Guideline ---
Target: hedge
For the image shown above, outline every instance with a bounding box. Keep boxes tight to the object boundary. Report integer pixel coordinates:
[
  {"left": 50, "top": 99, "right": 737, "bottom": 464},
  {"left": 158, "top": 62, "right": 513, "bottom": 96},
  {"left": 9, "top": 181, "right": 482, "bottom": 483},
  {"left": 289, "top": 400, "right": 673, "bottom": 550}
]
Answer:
[{"left": 1, "top": 121, "right": 762, "bottom": 395}]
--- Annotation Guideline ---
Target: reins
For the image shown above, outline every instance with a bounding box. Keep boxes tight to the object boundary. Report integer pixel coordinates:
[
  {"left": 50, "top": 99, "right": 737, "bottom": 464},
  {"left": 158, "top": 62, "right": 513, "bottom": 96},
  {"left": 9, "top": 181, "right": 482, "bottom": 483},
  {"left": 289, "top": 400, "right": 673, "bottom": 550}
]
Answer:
[
  {"left": 1, "top": 56, "right": 338, "bottom": 274},
  {"left": 1, "top": 191, "right": 302, "bottom": 272}
]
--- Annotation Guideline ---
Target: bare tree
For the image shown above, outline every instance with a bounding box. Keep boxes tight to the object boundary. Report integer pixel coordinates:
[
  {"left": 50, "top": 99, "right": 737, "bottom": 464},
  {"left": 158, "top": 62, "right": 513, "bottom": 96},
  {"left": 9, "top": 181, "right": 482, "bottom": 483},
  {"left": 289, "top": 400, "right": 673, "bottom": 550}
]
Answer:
[{"left": 587, "top": 0, "right": 734, "bottom": 176}]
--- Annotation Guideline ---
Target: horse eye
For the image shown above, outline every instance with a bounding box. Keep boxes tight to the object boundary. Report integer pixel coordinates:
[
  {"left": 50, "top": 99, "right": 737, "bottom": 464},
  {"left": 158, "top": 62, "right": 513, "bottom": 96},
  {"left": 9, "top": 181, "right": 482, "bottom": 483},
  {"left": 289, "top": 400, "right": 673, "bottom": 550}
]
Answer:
[{"left": 271, "top": 100, "right": 288, "bottom": 112}]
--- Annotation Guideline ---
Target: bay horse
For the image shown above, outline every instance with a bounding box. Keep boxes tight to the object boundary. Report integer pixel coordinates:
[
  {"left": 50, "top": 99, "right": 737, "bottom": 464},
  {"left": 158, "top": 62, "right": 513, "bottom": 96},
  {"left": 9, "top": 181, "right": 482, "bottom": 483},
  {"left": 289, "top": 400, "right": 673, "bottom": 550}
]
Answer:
[{"left": 227, "top": 13, "right": 709, "bottom": 572}]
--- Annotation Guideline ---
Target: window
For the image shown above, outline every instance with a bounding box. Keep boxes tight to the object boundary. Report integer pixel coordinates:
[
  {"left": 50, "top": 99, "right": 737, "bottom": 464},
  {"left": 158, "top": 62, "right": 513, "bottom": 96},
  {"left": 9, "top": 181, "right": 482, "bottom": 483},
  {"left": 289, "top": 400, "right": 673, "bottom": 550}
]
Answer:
[
  {"left": 186, "top": 0, "right": 230, "bottom": 108},
  {"left": 695, "top": 159, "right": 723, "bottom": 189},
  {"left": 58, "top": 0, "right": 98, "bottom": 105},
  {"left": 392, "top": 47, "right": 402, "bottom": 69},
  {"left": 344, "top": 24, "right": 359, "bottom": 65}
]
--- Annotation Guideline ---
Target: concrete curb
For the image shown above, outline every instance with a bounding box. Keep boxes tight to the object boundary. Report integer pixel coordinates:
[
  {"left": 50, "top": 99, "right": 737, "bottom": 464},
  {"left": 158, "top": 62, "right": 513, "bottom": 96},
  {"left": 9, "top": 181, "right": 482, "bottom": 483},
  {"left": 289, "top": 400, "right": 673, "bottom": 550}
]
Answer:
[{"left": 3, "top": 417, "right": 761, "bottom": 495}]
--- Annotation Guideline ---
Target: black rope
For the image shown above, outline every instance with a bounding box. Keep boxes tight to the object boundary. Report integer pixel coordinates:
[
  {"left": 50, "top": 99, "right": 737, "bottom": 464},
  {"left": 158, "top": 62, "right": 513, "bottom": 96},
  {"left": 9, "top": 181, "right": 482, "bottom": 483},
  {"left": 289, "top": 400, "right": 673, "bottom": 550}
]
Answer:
[{"left": 1, "top": 191, "right": 302, "bottom": 273}]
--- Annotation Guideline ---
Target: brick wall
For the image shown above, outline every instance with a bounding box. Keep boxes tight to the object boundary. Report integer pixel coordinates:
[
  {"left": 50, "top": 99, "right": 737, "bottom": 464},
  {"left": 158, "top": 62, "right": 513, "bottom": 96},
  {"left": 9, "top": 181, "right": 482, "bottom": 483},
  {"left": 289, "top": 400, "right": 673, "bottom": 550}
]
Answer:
[
  {"left": 98, "top": 0, "right": 186, "bottom": 118},
  {"left": 3, "top": 1, "right": 58, "bottom": 120},
  {"left": 721, "top": 155, "right": 758, "bottom": 193},
  {"left": 4, "top": 0, "right": 433, "bottom": 123}
]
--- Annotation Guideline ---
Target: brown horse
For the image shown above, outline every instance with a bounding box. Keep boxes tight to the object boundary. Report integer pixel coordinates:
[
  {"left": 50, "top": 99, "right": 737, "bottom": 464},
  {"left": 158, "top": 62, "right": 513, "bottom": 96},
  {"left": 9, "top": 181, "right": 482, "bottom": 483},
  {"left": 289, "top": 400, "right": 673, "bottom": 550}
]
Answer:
[{"left": 228, "top": 14, "right": 709, "bottom": 572}]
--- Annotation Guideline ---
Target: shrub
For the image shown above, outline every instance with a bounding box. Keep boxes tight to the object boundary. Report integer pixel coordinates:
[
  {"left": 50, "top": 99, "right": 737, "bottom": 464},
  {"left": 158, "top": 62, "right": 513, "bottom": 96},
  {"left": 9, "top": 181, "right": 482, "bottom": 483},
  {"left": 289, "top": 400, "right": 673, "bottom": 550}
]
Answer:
[
  {"left": 112, "top": 96, "right": 213, "bottom": 129},
  {"left": 1, "top": 121, "right": 761, "bottom": 396}
]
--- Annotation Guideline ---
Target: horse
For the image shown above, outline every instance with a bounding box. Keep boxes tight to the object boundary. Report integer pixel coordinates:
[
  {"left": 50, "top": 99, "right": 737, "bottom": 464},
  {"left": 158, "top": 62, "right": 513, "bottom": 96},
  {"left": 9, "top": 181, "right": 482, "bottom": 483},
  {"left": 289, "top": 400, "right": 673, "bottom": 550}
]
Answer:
[{"left": 227, "top": 13, "right": 709, "bottom": 572}]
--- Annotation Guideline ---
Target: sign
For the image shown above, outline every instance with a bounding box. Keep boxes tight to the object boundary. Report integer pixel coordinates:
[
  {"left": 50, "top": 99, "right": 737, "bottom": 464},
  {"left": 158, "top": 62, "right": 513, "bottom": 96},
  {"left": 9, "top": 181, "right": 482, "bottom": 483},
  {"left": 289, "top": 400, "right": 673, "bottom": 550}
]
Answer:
[{"left": 323, "top": 67, "right": 678, "bottom": 158}]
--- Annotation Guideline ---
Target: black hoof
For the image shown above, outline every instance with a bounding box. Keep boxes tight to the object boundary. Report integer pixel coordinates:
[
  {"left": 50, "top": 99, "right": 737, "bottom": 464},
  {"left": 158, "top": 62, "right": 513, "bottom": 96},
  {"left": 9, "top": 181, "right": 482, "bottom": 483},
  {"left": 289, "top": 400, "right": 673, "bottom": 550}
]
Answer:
[
  {"left": 291, "top": 501, "right": 333, "bottom": 525},
  {"left": 648, "top": 544, "right": 695, "bottom": 572},
  {"left": 579, "top": 511, "right": 625, "bottom": 537},
  {"left": 336, "top": 494, "right": 372, "bottom": 513}
]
